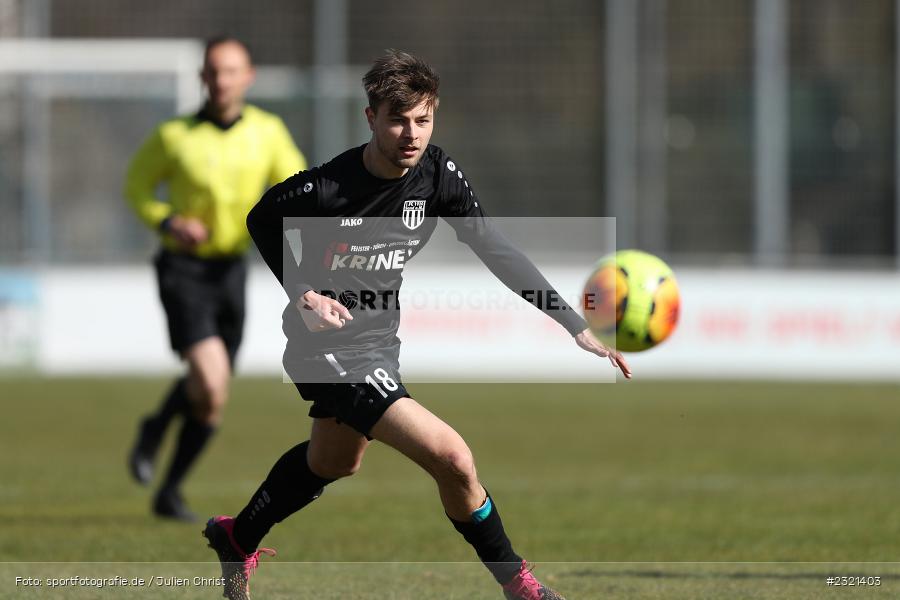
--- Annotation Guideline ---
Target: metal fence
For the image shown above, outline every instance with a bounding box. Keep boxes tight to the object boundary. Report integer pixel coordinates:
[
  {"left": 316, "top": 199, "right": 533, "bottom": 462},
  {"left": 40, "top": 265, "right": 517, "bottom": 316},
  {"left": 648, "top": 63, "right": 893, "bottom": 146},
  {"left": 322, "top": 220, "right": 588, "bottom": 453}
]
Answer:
[{"left": 0, "top": 0, "right": 896, "bottom": 266}]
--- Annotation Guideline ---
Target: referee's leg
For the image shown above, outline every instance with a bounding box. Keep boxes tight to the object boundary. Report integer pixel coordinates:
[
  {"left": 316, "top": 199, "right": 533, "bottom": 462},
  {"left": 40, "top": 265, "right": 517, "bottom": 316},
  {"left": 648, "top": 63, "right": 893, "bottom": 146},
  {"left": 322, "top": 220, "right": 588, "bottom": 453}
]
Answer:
[
  {"left": 150, "top": 336, "right": 230, "bottom": 521},
  {"left": 182, "top": 336, "right": 231, "bottom": 425}
]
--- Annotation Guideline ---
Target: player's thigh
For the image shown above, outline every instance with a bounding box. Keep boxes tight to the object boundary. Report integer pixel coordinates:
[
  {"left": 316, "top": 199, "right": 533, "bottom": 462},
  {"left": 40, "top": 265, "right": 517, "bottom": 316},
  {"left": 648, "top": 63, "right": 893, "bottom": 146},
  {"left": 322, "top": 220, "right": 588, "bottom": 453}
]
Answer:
[
  {"left": 369, "top": 397, "right": 474, "bottom": 477},
  {"left": 308, "top": 417, "right": 370, "bottom": 478},
  {"left": 183, "top": 336, "right": 232, "bottom": 401}
]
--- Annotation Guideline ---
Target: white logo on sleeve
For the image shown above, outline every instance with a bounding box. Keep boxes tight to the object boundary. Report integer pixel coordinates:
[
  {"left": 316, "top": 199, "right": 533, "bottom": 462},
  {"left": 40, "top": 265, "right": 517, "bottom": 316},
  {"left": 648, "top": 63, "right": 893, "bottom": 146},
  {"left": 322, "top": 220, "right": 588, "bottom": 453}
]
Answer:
[
  {"left": 303, "top": 182, "right": 314, "bottom": 193},
  {"left": 446, "top": 160, "right": 456, "bottom": 172}
]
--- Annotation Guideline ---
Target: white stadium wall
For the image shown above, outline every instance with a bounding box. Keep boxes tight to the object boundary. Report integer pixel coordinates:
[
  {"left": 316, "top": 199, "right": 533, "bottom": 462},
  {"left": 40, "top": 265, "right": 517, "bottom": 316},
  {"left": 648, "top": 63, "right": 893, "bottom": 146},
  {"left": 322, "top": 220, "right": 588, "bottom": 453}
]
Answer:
[{"left": 1, "top": 266, "right": 899, "bottom": 381}]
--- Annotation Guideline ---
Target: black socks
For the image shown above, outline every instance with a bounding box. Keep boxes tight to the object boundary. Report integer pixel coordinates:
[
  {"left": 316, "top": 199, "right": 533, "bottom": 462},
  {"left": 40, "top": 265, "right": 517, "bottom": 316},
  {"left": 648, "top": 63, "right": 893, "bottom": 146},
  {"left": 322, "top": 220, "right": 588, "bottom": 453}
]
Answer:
[
  {"left": 147, "top": 377, "right": 189, "bottom": 433},
  {"left": 161, "top": 416, "right": 216, "bottom": 492},
  {"left": 450, "top": 494, "right": 523, "bottom": 585},
  {"left": 226, "top": 439, "right": 522, "bottom": 586},
  {"left": 232, "top": 441, "right": 334, "bottom": 554}
]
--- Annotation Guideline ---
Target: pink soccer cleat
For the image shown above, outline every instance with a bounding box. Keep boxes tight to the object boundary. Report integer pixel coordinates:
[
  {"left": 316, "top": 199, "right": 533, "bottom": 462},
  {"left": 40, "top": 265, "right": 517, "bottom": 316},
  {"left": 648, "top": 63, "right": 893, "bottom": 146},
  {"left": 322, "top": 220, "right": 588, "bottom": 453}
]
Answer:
[
  {"left": 502, "top": 560, "right": 566, "bottom": 600},
  {"left": 203, "top": 516, "right": 275, "bottom": 600}
]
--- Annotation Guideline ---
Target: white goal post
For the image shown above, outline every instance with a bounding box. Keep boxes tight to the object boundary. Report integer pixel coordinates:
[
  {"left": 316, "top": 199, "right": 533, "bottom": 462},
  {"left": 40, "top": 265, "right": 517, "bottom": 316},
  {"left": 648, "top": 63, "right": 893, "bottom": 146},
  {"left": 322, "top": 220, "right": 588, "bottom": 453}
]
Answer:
[
  {"left": 0, "top": 38, "right": 204, "bottom": 111},
  {"left": 0, "top": 38, "right": 366, "bottom": 264}
]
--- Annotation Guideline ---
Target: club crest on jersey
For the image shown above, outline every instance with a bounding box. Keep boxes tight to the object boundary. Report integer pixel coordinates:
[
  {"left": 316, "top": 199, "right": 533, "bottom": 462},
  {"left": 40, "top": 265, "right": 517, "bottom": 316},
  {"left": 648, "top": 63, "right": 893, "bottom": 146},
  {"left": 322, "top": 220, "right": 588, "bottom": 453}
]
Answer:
[{"left": 402, "top": 200, "right": 426, "bottom": 230}]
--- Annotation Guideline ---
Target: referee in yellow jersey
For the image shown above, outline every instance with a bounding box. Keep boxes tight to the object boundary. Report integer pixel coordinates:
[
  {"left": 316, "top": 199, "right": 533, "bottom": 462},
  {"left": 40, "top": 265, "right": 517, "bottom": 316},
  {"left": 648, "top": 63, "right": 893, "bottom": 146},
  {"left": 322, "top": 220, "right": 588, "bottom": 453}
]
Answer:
[{"left": 125, "top": 37, "right": 306, "bottom": 521}]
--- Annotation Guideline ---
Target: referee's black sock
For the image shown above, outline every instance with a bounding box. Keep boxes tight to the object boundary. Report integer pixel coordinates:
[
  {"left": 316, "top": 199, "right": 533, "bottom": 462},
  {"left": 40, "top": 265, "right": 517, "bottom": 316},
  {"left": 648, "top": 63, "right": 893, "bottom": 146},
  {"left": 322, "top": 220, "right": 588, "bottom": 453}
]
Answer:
[
  {"left": 160, "top": 415, "right": 216, "bottom": 492},
  {"left": 147, "top": 377, "right": 189, "bottom": 433},
  {"left": 449, "top": 494, "right": 523, "bottom": 585},
  {"left": 232, "top": 441, "right": 334, "bottom": 554}
]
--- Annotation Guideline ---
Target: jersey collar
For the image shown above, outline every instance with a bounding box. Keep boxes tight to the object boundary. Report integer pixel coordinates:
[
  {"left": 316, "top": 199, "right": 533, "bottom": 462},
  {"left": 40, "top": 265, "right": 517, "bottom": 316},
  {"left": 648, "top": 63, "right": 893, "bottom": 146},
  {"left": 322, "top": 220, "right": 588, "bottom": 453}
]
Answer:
[{"left": 196, "top": 106, "right": 243, "bottom": 131}]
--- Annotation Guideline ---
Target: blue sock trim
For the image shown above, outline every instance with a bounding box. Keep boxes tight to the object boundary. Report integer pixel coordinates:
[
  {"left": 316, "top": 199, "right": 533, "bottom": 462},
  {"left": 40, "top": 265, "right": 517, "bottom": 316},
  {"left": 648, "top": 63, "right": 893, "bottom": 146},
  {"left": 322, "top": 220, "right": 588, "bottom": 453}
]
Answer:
[{"left": 471, "top": 496, "right": 493, "bottom": 523}]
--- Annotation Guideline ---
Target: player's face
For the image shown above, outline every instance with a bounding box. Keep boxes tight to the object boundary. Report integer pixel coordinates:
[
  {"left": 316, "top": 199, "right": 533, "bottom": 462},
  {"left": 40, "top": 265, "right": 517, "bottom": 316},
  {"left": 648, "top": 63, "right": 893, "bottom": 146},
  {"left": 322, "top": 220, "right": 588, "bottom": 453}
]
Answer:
[
  {"left": 366, "top": 101, "right": 435, "bottom": 174},
  {"left": 200, "top": 42, "right": 255, "bottom": 112}
]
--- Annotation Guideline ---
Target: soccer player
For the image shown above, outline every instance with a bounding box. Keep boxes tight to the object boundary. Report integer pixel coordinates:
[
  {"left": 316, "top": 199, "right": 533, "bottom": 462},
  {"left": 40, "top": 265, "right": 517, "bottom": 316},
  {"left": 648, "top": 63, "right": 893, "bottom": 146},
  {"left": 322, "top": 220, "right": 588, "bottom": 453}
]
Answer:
[
  {"left": 125, "top": 36, "right": 307, "bottom": 521},
  {"left": 203, "top": 50, "right": 630, "bottom": 599}
]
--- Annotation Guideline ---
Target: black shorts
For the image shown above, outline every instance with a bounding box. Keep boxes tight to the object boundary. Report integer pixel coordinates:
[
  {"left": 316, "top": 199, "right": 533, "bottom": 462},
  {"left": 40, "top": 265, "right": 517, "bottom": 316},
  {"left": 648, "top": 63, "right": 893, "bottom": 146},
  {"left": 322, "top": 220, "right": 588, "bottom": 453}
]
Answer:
[
  {"left": 154, "top": 249, "right": 247, "bottom": 365},
  {"left": 294, "top": 379, "right": 411, "bottom": 439}
]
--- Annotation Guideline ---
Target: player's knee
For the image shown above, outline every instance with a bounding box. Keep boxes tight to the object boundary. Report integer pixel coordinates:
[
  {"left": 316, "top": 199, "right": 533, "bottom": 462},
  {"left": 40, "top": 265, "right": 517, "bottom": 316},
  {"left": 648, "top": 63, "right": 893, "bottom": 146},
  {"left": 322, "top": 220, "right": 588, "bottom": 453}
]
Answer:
[
  {"left": 189, "top": 372, "right": 229, "bottom": 407},
  {"left": 206, "top": 378, "right": 229, "bottom": 407},
  {"left": 191, "top": 399, "right": 223, "bottom": 426},
  {"left": 308, "top": 454, "right": 363, "bottom": 480},
  {"left": 333, "top": 460, "right": 362, "bottom": 479},
  {"left": 435, "top": 447, "right": 477, "bottom": 485}
]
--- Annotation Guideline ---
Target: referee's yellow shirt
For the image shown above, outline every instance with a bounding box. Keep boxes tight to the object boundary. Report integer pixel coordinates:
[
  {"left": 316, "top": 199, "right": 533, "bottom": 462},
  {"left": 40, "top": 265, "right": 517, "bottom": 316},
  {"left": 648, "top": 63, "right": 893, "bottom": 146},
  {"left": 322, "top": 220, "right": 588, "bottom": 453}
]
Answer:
[{"left": 125, "top": 104, "right": 306, "bottom": 258}]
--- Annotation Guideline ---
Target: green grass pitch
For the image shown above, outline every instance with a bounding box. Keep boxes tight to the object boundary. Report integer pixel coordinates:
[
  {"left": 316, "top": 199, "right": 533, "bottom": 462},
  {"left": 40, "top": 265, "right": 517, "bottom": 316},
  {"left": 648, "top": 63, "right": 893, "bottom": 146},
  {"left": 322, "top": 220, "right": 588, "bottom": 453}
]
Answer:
[{"left": 1, "top": 377, "right": 899, "bottom": 598}]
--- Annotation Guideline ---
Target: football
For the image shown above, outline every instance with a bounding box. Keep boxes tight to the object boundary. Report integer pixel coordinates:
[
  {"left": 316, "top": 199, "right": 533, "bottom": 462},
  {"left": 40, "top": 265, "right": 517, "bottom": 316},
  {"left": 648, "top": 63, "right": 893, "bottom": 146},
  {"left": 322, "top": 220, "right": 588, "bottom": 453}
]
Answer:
[{"left": 582, "top": 249, "right": 680, "bottom": 352}]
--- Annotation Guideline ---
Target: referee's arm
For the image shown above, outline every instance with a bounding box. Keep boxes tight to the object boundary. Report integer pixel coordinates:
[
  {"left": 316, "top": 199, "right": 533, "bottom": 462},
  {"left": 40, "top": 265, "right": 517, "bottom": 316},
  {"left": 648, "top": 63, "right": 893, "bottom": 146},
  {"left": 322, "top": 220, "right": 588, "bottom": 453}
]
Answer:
[
  {"left": 267, "top": 117, "right": 308, "bottom": 185},
  {"left": 124, "top": 127, "right": 172, "bottom": 231}
]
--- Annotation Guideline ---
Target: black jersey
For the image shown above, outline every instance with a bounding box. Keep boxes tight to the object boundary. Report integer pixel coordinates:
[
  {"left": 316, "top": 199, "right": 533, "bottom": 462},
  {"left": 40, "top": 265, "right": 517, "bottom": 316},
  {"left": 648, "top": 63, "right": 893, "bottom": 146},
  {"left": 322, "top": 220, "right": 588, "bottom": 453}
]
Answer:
[{"left": 247, "top": 144, "right": 587, "bottom": 380}]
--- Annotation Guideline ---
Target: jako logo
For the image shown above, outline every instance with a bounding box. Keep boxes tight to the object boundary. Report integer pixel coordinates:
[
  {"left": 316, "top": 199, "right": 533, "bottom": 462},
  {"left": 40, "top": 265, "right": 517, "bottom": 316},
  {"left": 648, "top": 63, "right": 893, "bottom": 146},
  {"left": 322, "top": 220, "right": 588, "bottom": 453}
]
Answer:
[
  {"left": 330, "top": 249, "right": 411, "bottom": 271},
  {"left": 340, "top": 218, "right": 363, "bottom": 227}
]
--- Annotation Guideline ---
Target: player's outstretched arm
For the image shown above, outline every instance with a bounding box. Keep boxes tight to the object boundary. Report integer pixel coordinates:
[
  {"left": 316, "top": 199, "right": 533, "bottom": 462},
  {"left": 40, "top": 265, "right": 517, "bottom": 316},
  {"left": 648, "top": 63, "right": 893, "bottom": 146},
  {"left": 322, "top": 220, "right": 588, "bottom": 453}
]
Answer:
[
  {"left": 575, "top": 328, "right": 632, "bottom": 379},
  {"left": 460, "top": 222, "right": 631, "bottom": 379},
  {"left": 436, "top": 151, "right": 631, "bottom": 379}
]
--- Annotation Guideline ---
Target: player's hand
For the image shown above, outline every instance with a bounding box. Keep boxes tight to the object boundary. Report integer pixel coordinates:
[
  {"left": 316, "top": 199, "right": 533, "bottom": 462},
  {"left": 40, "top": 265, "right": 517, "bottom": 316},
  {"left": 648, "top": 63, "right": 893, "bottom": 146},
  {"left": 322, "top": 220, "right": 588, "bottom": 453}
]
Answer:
[
  {"left": 297, "top": 290, "right": 354, "bottom": 332},
  {"left": 164, "top": 215, "right": 209, "bottom": 249},
  {"left": 575, "top": 328, "right": 632, "bottom": 379}
]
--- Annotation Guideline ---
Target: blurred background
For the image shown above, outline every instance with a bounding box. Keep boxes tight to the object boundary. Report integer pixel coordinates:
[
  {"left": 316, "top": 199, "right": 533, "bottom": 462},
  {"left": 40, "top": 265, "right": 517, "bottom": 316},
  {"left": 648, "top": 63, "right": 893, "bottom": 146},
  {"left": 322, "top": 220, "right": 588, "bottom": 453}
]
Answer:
[
  {"left": 0, "top": 0, "right": 898, "bottom": 378},
  {"left": 2, "top": 4, "right": 900, "bottom": 595}
]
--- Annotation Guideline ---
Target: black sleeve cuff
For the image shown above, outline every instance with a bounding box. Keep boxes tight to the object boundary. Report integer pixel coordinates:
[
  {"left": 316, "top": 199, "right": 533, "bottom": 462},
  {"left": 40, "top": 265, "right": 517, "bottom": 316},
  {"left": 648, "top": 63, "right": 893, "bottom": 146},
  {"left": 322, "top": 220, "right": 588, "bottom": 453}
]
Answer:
[{"left": 294, "top": 283, "right": 314, "bottom": 305}]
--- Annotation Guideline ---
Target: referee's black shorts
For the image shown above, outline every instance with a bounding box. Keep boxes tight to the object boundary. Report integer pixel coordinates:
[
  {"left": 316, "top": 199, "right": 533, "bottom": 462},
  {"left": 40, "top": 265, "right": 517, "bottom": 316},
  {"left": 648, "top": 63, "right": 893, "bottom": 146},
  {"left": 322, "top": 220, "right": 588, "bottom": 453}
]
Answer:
[{"left": 154, "top": 249, "right": 247, "bottom": 365}]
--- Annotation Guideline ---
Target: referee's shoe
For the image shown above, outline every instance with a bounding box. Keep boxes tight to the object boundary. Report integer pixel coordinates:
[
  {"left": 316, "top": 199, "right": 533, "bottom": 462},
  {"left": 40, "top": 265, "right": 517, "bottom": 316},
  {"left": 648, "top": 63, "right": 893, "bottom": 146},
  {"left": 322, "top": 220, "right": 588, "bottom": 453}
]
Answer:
[
  {"left": 154, "top": 487, "right": 198, "bottom": 522},
  {"left": 128, "top": 417, "right": 162, "bottom": 485},
  {"left": 203, "top": 516, "right": 276, "bottom": 600}
]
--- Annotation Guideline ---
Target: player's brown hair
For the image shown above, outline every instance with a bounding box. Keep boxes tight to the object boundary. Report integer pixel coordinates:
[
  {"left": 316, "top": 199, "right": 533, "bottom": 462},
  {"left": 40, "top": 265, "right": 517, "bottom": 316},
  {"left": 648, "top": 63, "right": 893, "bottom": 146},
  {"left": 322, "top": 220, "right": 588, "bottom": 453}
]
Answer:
[{"left": 363, "top": 50, "right": 440, "bottom": 113}]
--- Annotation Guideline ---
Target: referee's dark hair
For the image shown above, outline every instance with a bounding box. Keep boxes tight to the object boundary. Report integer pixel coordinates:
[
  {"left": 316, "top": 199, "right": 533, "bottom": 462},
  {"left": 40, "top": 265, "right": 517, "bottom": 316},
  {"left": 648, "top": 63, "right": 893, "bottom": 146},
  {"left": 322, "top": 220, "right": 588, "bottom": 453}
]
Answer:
[
  {"left": 363, "top": 49, "right": 440, "bottom": 114},
  {"left": 204, "top": 36, "right": 254, "bottom": 65}
]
